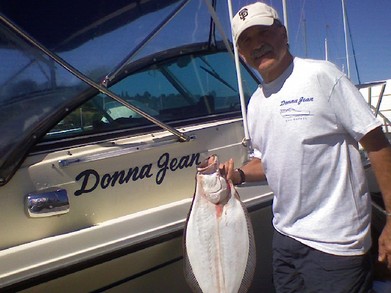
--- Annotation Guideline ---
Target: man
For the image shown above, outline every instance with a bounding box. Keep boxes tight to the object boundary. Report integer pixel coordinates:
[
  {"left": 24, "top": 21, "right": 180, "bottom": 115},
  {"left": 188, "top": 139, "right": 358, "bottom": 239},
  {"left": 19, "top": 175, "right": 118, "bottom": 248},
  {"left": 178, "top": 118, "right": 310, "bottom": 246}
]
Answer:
[{"left": 223, "top": 2, "right": 391, "bottom": 292}]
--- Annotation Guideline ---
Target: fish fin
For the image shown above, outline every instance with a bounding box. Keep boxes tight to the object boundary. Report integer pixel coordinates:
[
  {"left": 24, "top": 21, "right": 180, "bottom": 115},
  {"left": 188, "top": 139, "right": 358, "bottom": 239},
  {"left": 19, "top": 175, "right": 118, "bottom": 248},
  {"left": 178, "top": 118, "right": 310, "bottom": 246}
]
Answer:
[
  {"left": 182, "top": 189, "right": 203, "bottom": 293},
  {"left": 238, "top": 193, "right": 257, "bottom": 293},
  {"left": 183, "top": 245, "right": 203, "bottom": 293},
  {"left": 183, "top": 214, "right": 203, "bottom": 293}
]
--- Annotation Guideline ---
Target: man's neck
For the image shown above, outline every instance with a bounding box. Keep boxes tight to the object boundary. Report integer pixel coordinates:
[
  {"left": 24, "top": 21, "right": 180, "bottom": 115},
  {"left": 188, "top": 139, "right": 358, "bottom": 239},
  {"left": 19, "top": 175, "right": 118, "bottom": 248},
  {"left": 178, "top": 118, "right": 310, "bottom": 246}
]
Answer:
[{"left": 261, "top": 53, "right": 294, "bottom": 83}]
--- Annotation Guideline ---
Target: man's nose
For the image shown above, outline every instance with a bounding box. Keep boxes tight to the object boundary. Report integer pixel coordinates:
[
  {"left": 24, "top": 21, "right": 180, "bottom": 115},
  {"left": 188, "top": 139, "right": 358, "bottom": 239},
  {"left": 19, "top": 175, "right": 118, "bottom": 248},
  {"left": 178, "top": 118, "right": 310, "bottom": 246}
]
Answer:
[{"left": 249, "top": 37, "right": 264, "bottom": 50}]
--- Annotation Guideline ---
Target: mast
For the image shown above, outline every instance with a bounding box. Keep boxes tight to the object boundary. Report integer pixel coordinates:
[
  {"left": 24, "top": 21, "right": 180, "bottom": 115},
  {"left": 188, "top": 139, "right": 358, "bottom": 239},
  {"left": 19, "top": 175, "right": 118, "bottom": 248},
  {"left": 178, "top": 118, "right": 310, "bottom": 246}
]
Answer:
[
  {"left": 341, "top": 0, "right": 350, "bottom": 78},
  {"left": 227, "top": 0, "right": 251, "bottom": 148},
  {"left": 303, "top": 17, "right": 308, "bottom": 57},
  {"left": 324, "top": 37, "right": 328, "bottom": 61},
  {"left": 325, "top": 25, "right": 329, "bottom": 61},
  {"left": 282, "top": 0, "right": 289, "bottom": 42}
]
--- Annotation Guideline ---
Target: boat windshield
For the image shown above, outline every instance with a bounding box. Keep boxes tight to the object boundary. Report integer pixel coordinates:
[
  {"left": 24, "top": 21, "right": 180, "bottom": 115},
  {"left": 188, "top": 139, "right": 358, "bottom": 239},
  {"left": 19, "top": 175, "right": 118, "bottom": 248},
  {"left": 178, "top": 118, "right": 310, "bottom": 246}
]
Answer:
[{"left": 43, "top": 48, "right": 257, "bottom": 141}]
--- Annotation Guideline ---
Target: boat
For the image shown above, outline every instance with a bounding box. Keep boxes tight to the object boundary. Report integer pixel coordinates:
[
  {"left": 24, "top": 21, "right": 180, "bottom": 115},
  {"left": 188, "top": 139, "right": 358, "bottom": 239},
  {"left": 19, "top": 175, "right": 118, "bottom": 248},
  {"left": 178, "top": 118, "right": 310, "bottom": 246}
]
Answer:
[
  {"left": 0, "top": 1, "right": 275, "bottom": 292},
  {"left": 1, "top": 0, "right": 389, "bottom": 291}
]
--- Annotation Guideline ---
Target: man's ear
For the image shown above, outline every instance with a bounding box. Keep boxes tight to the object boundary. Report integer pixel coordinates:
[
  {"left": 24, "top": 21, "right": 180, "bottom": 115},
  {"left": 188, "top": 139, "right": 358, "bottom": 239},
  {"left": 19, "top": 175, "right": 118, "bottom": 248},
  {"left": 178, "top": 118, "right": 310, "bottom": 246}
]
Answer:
[
  {"left": 238, "top": 49, "right": 247, "bottom": 63},
  {"left": 281, "top": 26, "right": 288, "bottom": 43}
]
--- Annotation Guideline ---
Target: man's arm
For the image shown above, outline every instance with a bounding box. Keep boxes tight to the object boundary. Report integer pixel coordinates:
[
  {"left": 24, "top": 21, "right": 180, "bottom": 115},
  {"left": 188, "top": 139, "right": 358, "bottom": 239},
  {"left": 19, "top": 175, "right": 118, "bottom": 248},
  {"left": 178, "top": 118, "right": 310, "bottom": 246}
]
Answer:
[
  {"left": 221, "top": 157, "right": 266, "bottom": 185},
  {"left": 360, "top": 126, "right": 391, "bottom": 268}
]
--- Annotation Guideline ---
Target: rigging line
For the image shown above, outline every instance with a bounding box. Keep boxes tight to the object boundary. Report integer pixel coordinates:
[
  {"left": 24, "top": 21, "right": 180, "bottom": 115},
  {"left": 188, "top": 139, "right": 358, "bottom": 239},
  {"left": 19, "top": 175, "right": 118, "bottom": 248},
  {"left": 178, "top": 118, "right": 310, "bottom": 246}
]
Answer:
[
  {"left": 282, "top": 0, "right": 289, "bottom": 41},
  {"left": 319, "top": 0, "right": 331, "bottom": 61},
  {"left": 203, "top": 0, "right": 234, "bottom": 59},
  {"left": 342, "top": 0, "right": 350, "bottom": 78},
  {"left": 207, "top": 0, "right": 216, "bottom": 47},
  {"left": 293, "top": 0, "right": 306, "bottom": 56},
  {"left": 102, "top": 0, "right": 191, "bottom": 86},
  {"left": 345, "top": 7, "right": 361, "bottom": 84}
]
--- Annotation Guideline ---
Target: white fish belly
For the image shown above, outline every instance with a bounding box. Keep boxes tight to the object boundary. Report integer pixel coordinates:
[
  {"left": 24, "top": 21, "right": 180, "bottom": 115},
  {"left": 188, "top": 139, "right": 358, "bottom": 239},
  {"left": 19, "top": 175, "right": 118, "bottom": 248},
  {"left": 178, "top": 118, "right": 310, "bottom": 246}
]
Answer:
[{"left": 185, "top": 189, "right": 251, "bottom": 293}]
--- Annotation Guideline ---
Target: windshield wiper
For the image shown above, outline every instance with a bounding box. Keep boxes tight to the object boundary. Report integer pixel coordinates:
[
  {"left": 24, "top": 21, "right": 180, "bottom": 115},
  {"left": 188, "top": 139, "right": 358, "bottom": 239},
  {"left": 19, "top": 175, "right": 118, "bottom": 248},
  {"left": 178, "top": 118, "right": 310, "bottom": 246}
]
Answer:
[{"left": 199, "top": 56, "right": 236, "bottom": 92}]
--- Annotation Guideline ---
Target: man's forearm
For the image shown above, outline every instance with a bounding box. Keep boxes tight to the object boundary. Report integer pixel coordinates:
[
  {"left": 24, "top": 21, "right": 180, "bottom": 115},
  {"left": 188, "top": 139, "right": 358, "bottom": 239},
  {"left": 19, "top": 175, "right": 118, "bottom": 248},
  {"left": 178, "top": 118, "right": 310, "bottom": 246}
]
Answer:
[
  {"left": 368, "top": 147, "right": 391, "bottom": 215},
  {"left": 360, "top": 127, "right": 391, "bottom": 214},
  {"left": 240, "top": 157, "right": 266, "bottom": 183}
]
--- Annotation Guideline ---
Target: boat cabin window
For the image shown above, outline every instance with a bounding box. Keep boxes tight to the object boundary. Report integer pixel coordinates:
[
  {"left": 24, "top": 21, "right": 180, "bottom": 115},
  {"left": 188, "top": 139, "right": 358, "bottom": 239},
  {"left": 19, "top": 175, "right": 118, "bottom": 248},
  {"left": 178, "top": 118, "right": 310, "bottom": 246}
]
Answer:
[{"left": 44, "top": 51, "right": 258, "bottom": 140}]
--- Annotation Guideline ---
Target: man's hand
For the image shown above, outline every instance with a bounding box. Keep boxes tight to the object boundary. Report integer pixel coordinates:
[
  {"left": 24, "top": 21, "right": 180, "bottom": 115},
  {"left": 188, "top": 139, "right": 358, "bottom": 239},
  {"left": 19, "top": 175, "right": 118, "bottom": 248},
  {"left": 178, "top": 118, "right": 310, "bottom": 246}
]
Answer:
[
  {"left": 219, "top": 157, "right": 266, "bottom": 185},
  {"left": 220, "top": 159, "right": 242, "bottom": 185},
  {"left": 378, "top": 221, "right": 391, "bottom": 269}
]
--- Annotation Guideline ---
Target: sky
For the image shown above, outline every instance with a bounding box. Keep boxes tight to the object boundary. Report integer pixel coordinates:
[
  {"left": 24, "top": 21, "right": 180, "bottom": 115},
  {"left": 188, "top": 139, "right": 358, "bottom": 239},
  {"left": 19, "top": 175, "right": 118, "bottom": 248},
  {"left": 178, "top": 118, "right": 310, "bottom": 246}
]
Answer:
[{"left": 232, "top": 0, "right": 391, "bottom": 84}]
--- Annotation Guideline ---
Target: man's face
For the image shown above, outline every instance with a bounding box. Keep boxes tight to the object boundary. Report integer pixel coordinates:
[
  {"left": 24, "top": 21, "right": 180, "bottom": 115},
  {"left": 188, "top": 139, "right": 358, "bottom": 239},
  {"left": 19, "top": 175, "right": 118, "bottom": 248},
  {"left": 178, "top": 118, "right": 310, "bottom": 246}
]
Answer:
[{"left": 237, "top": 23, "right": 289, "bottom": 82}]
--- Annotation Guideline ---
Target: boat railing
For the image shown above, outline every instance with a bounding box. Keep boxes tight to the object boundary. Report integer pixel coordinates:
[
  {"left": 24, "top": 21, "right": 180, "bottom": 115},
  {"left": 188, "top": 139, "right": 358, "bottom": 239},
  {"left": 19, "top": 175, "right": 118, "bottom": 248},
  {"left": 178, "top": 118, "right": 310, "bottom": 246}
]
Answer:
[
  {"left": 358, "top": 80, "right": 391, "bottom": 217},
  {"left": 358, "top": 80, "right": 391, "bottom": 135}
]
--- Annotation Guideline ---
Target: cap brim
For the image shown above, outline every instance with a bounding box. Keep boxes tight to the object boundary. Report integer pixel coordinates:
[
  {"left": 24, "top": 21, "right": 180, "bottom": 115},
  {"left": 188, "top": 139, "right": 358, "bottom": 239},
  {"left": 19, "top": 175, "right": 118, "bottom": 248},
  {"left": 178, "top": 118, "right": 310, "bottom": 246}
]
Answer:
[{"left": 234, "top": 17, "right": 274, "bottom": 43}]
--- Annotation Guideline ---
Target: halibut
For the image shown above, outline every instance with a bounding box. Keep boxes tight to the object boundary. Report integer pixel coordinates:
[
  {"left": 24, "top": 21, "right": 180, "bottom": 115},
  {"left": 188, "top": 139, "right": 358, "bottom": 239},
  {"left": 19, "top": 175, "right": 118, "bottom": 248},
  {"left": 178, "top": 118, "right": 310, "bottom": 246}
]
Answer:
[{"left": 183, "top": 155, "right": 256, "bottom": 293}]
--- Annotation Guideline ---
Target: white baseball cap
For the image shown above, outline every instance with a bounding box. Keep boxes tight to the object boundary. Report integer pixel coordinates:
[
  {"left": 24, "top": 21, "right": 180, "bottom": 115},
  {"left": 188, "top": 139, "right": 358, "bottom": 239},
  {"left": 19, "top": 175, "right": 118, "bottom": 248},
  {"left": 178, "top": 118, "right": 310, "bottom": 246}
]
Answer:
[{"left": 232, "top": 2, "right": 280, "bottom": 43}]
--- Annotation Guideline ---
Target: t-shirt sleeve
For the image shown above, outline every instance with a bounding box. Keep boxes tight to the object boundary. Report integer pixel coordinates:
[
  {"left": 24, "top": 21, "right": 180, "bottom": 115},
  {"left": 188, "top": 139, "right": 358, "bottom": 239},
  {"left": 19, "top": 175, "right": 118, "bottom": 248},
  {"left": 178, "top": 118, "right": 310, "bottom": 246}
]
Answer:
[
  {"left": 329, "top": 75, "right": 382, "bottom": 141},
  {"left": 246, "top": 94, "right": 264, "bottom": 160},
  {"left": 251, "top": 147, "right": 262, "bottom": 160}
]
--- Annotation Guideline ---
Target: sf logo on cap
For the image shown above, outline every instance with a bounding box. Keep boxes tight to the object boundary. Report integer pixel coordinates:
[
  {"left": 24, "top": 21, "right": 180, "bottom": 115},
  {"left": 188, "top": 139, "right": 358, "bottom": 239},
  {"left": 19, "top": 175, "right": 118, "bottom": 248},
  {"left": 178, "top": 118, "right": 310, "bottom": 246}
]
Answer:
[{"left": 239, "top": 8, "right": 248, "bottom": 21}]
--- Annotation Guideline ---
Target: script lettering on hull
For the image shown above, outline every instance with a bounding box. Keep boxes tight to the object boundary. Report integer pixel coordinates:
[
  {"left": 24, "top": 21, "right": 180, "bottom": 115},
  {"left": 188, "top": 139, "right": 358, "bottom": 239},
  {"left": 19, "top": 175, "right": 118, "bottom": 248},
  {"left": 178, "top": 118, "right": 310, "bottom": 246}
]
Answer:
[{"left": 74, "top": 152, "right": 201, "bottom": 196}]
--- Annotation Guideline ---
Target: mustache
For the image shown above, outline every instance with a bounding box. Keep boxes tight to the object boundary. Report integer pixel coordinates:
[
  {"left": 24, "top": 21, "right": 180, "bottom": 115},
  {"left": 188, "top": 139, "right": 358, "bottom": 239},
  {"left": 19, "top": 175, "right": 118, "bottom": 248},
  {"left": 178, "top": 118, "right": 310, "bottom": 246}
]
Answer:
[{"left": 250, "top": 45, "right": 272, "bottom": 59}]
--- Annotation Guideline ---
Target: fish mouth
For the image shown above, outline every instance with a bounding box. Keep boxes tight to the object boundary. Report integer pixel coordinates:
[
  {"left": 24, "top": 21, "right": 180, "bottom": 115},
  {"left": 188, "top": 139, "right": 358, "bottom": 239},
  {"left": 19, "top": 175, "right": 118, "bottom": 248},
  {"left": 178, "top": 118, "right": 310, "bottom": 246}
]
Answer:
[
  {"left": 197, "top": 155, "right": 219, "bottom": 175},
  {"left": 197, "top": 155, "right": 230, "bottom": 204}
]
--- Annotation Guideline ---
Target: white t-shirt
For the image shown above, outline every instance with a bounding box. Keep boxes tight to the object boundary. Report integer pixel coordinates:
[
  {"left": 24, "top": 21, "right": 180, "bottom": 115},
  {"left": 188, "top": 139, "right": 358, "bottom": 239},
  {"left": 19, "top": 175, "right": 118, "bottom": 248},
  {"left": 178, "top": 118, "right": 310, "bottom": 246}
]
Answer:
[{"left": 248, "top": 57, "right": 381, "bottom": 255}]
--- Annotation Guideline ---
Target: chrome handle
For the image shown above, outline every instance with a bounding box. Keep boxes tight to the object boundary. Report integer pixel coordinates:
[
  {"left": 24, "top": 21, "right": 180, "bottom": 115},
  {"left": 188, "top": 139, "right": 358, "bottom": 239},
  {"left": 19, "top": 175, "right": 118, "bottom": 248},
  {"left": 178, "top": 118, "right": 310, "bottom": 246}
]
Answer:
[{"left": 26, "top": 188, "right": 70, "bottom": 218}]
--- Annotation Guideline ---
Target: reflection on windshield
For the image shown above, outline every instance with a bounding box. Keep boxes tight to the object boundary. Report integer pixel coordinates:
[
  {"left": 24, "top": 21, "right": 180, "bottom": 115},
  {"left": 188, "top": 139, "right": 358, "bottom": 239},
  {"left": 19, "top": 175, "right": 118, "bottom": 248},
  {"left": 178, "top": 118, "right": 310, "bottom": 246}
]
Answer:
[
  {"left": 1, "top": 0, "right": 222, "bottom": 105},
  {"left": 45, "top": 51, "right": 257, "bottom": 140}
]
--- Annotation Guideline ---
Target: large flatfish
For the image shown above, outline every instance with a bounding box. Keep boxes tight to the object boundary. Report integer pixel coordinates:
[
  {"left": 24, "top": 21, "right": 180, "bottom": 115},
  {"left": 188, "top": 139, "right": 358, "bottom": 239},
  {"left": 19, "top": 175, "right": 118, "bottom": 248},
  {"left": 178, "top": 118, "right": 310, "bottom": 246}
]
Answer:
[{"left": 183, "top": 155, "right": 256, "bottom": 293}]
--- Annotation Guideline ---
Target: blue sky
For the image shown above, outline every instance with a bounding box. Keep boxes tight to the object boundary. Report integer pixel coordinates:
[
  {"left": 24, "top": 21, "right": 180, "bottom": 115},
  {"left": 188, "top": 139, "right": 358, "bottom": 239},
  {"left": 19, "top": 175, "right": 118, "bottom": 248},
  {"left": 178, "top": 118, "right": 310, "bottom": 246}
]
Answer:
[{"left": 232, "top": 0, "right": 391, "bottom": 84}]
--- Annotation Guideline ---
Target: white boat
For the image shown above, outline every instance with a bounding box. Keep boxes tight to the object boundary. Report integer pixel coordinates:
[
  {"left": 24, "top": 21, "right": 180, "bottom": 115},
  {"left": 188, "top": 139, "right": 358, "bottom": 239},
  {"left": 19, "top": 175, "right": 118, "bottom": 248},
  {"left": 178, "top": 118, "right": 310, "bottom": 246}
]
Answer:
[
  {"left": 0, "top": 1, "right": 275, "bottom": 292},
  {"left": 1, "top": 0, "right": 389, "bottom": 291}
]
